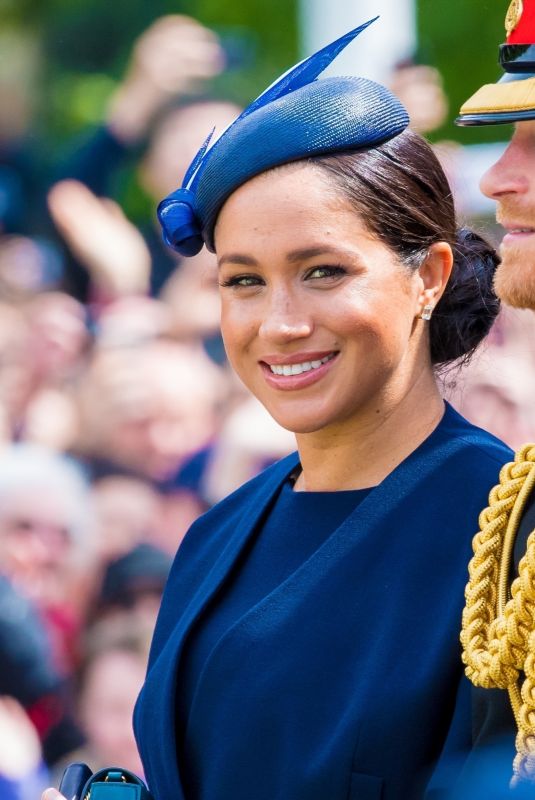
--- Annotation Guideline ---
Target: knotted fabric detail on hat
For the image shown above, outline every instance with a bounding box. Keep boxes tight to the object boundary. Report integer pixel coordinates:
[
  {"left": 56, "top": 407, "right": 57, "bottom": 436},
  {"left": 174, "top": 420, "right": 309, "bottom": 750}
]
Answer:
[{"left": 157, "top": 188, "right": 204, "bottom": 257}]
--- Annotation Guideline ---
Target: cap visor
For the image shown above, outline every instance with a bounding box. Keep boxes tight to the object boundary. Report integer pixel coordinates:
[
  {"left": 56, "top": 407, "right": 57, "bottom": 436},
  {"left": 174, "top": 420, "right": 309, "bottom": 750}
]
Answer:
[{"left": 456, "top": 75, "right": 535, "bottom": 125}]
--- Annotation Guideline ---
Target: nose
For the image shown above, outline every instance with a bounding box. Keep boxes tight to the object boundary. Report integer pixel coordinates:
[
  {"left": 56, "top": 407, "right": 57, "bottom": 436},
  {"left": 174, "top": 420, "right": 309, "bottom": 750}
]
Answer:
[
  {"left": 479, "top": 139, "right": 529, "bottom": 199},
  {"left": 258, "top": 289, "right": 312, "bottom": 344}
]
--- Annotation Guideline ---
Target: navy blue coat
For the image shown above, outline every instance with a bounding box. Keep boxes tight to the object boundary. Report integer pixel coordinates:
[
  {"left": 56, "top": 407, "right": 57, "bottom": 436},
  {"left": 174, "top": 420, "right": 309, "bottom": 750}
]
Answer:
[{"left": 134, "top": 404, "right": 511, "bottom": 800}]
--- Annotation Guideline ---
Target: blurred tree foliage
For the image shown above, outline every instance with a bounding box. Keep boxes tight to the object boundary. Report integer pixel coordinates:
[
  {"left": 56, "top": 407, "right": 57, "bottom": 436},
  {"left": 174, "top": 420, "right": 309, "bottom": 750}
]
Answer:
[
  {"left": 0, "top": 0, "right": 513, "bottom": 225},
  {"left": 0, "top": 0, "right": 511, "bottom": 148},
  {"left": 417, "top": 0, "right": 512, "bottom": 144},
  {"left": 0, "top": 0, "right": 297, "bottom": 145}
]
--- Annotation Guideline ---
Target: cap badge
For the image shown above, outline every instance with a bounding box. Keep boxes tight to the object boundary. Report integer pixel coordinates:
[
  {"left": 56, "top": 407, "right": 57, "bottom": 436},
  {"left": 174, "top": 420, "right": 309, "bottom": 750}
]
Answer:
[{"left": 505, "top": 0, "right": 524, "bottom": 36}]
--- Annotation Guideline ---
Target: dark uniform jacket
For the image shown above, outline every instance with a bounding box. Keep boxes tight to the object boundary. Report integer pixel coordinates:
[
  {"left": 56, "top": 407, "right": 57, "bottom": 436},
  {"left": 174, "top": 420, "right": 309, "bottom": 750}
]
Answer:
[{"left": 454, "top": 491, "right": 535, "bottom": 798}]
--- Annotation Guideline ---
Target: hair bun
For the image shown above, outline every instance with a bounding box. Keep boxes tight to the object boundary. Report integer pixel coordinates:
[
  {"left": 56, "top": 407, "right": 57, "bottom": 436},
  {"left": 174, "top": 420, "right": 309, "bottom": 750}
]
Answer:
[{"left": 430, "top": 227, "right": 500, "bottom": 366}]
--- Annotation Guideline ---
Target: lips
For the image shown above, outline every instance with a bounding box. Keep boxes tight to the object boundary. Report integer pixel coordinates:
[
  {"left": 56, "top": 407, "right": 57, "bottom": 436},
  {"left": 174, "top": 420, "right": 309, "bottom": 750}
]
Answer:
[
  {"left": 501, "top": 225, "right": 535, "bottom": 245},
  {"left": 260, "top": 351, "right": 339, "bottom": 390},
  {"left": 499, "top": 219, "right": 535, "bottom": 236},
  {"left": 268, "top": 353, "right": 335, "bottom": 376}
]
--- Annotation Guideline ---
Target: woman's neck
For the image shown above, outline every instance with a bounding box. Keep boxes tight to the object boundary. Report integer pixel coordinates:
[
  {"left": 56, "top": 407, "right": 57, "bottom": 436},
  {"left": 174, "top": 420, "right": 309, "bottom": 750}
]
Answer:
[{"left": 293, "top": 369, "right": 444, "bottom": 492}]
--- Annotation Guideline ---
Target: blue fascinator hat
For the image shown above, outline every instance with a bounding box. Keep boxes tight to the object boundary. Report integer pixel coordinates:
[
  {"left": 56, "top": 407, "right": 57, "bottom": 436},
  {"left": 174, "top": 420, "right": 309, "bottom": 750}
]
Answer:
[{"left": 158, "top": 17, "right": 410, "bottom": 257}]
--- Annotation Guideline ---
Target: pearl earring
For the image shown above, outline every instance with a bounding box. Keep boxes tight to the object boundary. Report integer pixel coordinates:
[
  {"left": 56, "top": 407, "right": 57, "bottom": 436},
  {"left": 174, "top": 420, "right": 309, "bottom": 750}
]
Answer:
[{"left": 420, "top": 304, "right": 433, "bottom": 321}]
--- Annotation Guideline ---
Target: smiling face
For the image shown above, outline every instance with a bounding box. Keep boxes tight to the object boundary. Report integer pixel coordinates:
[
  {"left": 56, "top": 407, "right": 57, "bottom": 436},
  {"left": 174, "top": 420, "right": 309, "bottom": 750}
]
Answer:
[
  {"left": 480, "top": 120, "right": 535, "bottom": 309},
  {"left": 215, "top": 164, "right": 434, "bottom": 436}
]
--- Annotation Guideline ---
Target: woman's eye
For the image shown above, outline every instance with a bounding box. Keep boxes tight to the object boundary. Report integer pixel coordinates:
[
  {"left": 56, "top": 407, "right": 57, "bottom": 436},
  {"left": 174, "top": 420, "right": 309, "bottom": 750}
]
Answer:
[
  {"left": 219, "top": 274, "right": 263, "bottom": 288},
  {"left": 306, "top": 265, "right": 346, "bottom": 280}
]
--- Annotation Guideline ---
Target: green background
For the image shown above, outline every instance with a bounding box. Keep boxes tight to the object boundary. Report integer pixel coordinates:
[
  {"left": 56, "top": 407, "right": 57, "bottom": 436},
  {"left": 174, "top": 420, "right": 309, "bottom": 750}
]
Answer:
[
  {"left": 417, "top": 0, "right": 513, "bottom": 144},
  {"left": 0, "top": 0, "right": 512, "bottom": 144}
]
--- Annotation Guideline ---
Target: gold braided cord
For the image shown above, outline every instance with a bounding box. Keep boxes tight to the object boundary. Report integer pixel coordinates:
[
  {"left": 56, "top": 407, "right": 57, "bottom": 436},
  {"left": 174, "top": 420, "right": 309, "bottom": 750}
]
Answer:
[{"left": 460, "top": 444, "right": 535, "bottom": 786}]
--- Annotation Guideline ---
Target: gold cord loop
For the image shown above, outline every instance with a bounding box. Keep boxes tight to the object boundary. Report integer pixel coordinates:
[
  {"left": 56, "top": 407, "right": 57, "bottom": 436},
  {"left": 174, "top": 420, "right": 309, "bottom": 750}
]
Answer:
[{"left": 461, "top": 444, "right": 535, "bottom": 785}]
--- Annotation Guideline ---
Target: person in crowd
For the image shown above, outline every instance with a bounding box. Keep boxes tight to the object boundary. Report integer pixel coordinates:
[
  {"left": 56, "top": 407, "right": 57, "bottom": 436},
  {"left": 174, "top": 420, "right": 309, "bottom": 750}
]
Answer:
[
  {"left": 0, "top": 293, "right": 88, "bottom": 450},
  {"left": 52, "top": 618, "right": 152, "bottom": 782},
  {"left": 43, "top": 17, "right": 508, "bottom": 800},
  {"left": 69, "top": 14, "right": 225, "bottom": 176},
  {"left": 89, "top": 543, "right": 172, "bottom": 630},
  {"left": 20, "top": 291, "right": 89, "bottom": 451},
  {"left": 47, "top": 98, "right": 240, "bottom": 323},
  {"left": 47, "top": 181, "right": 153, "bottom": 303},
  {"left": 0, "top": 696, "right": 49, "bottom": 800},
  {"left": 0, "top": 301, "right": 33, "bottom": 440},
  {"left": 23, "top": 292, "right": 88, "bottom": 389},
  {"left": 0, "top": 574, "right": 83, "bottom": 769},
  {"left": 0, "top": 575, "right": 60, "bottom": 710},
  {"left": 74, "top": 339, "right": 224, "bottom": 484},
  {"left": 387, "top": 58, "right": 449, "bottom": 136},
  {"left": 0, "top": 444, "right": 96, "bottom": 671},
  {"left": 73, "top": 338, "right": 227, "bottom": 550},
  {"left": 0, "top": 234, "right": 65, "bottom": 303},
  {"left": 446, "top": 304, "right": 535, "bottom": 450},
  {"left": 200, "top": 392, "right": 297, "bottom": 506},
  {"left": 49, "top": 15, "right": 234, "bottom": 301},
  {"left": 90, "top": 475, "right": 163, "bottom": 564},
  {"left": 444, "top": 0, "right": 535, "bottom": 793}
]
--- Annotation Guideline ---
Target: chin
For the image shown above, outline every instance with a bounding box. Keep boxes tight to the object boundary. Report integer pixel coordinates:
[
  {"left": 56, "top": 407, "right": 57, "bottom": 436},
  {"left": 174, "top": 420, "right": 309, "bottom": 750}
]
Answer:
[
  {"left": 272, "top": 417, "right": 326, "bottom": 435},
  {"left": 266, "top": 406, "right": 331, "bottom": 435},
  {"left": 494, "top": 249, "right": 535, "bottom": 310},
  {"left": 268, "top": 402, "right": 361, "bottom": 436}
]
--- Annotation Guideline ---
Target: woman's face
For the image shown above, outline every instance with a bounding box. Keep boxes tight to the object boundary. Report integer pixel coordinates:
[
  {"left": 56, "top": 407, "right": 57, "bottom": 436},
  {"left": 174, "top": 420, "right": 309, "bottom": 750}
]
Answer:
[
  {"left": 79, "top": 649, "right": 145, "bottom": 774},
  {"left": 215, "top": 164, "right": 429, "bottom": 436}
]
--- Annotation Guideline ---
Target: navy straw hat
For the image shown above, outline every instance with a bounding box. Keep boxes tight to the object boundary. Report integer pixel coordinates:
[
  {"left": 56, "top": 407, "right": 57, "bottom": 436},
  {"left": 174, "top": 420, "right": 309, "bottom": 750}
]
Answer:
[{"left": 158, "top": 18, "right": 410, "bottom": 257}]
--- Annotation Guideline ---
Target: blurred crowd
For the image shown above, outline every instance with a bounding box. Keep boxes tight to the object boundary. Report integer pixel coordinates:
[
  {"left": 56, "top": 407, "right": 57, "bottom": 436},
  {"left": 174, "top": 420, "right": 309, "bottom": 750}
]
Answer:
[
  {"left": 0, "top": 15, "right": 297, "bottom": 797},
  {"left": 0, "top": 12, "right": 533, "bottom": 798}
]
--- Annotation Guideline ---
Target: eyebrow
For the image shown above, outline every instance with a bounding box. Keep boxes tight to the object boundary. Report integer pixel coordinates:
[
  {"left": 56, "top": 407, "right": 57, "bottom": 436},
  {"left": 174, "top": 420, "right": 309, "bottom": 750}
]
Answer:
[
  {"left": 218, "top": 253, "right": 258, "bottom": 268},
  {"left": 218, "top": 245, "right": 352, "bottom": 269},
  {"left": 286, "top": 246, "right": 350, "bottom": 263}
]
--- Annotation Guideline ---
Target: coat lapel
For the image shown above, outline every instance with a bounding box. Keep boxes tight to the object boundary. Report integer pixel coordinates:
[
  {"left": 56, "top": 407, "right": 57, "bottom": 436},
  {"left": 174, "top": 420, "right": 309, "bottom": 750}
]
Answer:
[{"left": 135, "top": 453, "right": 300, "bottom": 800}]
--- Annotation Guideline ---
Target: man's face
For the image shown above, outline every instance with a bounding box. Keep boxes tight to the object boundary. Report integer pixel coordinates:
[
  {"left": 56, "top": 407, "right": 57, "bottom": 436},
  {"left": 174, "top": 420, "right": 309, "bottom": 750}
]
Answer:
[{"left": 480, "top": 120, "right": 535, "bottom": 309}]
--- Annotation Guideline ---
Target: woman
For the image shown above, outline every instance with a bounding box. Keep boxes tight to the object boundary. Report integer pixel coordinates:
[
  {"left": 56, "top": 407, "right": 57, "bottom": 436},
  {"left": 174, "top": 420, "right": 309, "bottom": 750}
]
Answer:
[{"left": 45, "top": 20, "right": 511, "bottom": 800}]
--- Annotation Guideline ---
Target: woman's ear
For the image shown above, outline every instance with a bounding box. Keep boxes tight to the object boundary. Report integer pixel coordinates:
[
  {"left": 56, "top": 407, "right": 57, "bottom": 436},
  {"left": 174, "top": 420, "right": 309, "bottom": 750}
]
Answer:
[{"left": 416, "top": 242, "right": 453, "bottom": 317}]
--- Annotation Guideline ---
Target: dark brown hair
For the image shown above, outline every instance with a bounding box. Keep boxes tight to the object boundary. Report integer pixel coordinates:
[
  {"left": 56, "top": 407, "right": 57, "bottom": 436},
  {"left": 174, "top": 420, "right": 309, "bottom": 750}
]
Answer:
[{"left": 311, "top": 129, "right": 500, "bottom": 366}]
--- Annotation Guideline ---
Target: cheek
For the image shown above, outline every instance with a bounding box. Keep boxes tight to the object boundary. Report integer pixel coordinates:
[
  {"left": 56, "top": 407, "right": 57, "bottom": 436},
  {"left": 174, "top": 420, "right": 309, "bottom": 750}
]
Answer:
[
  {"left": 344, "top": 317, "right": 406, "bottom": 373},
  {"left": 336, "top": 285, "right": 415, "bottom": 353},
  {"left": 220, "top": 299, "right": 258, "bottom": 360}
]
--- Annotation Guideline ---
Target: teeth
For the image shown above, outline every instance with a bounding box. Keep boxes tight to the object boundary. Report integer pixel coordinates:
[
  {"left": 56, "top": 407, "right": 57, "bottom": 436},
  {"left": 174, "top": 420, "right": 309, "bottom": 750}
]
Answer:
[{"left": 269, "top": 354, "right": 334, "bottom": 376}]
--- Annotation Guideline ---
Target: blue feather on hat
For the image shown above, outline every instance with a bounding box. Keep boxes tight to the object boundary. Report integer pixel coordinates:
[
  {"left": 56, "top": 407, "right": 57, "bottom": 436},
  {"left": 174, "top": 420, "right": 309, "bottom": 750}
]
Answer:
[{"left": 158, "top": 17, "right": 409, "bottom": 257}]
